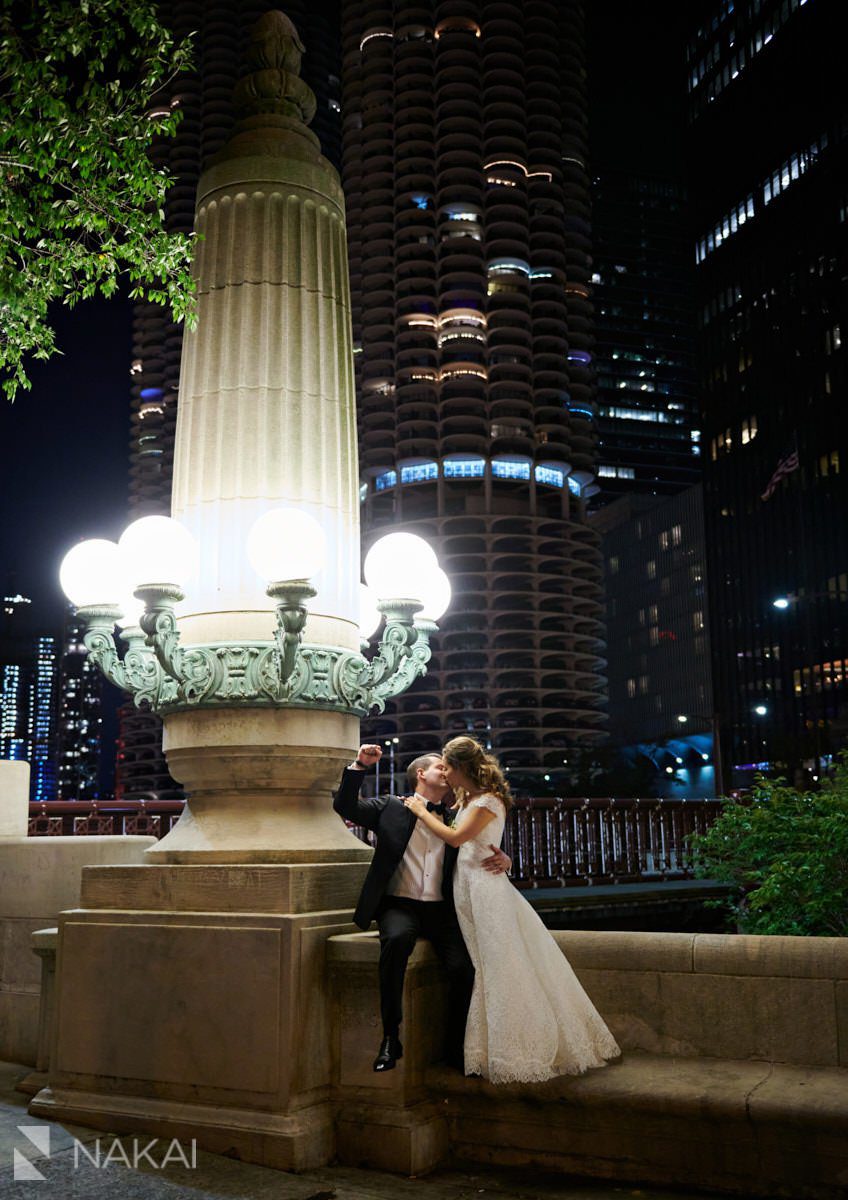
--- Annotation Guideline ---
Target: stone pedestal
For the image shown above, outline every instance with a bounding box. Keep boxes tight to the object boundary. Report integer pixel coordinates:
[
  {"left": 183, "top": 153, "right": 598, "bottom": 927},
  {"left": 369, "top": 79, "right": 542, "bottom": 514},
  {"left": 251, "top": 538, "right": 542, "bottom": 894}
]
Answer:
[
  {"left": 329, "top": 934, "right": 450, "bottom": 1175},
  {"left": 0, "top": 759, "right": 30, "bottom": 838},
  {"left": 147, "top": 709, "right": 371, "bottom": 862},
  {"left": 30, "top": 860, "right": 369, "bottom": 1168}
]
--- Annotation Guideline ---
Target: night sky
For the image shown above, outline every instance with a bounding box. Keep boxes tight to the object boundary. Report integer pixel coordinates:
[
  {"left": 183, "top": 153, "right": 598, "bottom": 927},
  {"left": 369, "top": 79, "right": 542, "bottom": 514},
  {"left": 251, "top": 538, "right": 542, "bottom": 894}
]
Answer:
[
  {"left": 0, "top": 296, "right": 132, "bottom": 633},
  {"left": 0, "top": 0, "right": 688, "bottom": 639}
]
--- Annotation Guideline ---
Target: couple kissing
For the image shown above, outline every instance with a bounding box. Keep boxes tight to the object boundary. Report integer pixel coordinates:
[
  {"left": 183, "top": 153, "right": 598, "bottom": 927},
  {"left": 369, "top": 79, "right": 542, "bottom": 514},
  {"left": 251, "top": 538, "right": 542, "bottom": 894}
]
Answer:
[{"left": 333, "top": 736, "right": 620, "bottom": 1084}]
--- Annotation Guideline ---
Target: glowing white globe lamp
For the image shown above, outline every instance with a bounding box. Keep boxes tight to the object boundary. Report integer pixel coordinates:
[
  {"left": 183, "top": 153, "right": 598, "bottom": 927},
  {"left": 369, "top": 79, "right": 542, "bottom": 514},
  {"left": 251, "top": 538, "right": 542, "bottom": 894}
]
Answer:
[
  {"left": 246, "top": 508, "right": 327, "bottom": 583},
  {"left": 119, "top": 516, "right": 199, "bottom": 590},
  {"left": 359, "top": 583, "right": 383, "bottom": 641},
  {"left": 416, "top": 566, "right": 451, "bottom": 622},
  {"left": 115, "top": 592, "right": 146, "bottom": 629},
  {"left": 363, "top": 532, "right": 437, "bottom": 600},
  {"left": 59, "top": 540, "right": 127, "bottom": 608}
]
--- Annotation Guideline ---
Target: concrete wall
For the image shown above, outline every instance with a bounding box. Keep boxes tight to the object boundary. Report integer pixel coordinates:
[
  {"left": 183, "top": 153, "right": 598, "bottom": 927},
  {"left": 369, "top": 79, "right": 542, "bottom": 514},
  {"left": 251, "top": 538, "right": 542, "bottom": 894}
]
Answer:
[
  {"left": 329, "top": 929, "right": 848, "bottom": 1197},
  {"left": 0, "top": 836, "right": 156, "bottom": 1065},
  {"left": 554, "top": 929, "right": 848, "bottom": 1068}
]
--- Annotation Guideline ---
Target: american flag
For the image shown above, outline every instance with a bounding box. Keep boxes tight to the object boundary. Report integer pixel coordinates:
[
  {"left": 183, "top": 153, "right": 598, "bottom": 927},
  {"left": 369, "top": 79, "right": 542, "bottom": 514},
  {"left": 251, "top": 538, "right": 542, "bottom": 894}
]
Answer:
[{"left": 760, "top": 442, "right": 799, "bottom": 501}]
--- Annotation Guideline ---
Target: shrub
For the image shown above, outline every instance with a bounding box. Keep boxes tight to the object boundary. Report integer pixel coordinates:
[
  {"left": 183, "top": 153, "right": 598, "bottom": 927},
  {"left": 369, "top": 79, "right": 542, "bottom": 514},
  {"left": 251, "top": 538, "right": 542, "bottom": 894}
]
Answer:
[{"left": 690, "top": 756, "right": 848, "bottom": 936}]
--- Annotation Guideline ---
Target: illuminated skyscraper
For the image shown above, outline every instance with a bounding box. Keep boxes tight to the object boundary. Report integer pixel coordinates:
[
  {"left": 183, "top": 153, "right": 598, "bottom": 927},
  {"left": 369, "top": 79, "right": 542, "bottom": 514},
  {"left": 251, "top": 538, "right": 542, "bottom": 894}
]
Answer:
[
  {"left": 343, "top": 1, "right": 607, "bottom": 789},
  {"left": 689, "top": 0, "right": 848, "bottom": 781},
  {"left": 591, "top": 170, "right": 700, "bottom": 506},
  {"left": 0, "top": 594, "right": 58, "bottom": 802},
  {"left": 55, "top": 608, "right": 103, "bottom": 802}
]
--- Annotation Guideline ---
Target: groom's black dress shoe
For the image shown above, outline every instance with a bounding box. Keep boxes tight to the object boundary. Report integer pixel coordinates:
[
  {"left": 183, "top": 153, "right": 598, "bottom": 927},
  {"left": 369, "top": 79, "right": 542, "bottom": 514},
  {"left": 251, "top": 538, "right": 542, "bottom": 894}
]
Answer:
[{"left": 373, "top": 1034, "right": 403, "bottom": 1072}]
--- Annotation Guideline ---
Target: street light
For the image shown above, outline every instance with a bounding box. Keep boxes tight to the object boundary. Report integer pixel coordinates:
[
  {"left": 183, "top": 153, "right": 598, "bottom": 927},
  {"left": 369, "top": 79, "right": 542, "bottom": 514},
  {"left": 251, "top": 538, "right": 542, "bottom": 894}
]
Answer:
[
  {"left": 772, "top": 596, "right": 790, "bottom": 610},
  {"left": 754, "top": 705, "right": 768, "bottom": 716},
  {"left": 60, "top": 518, "right": 448, "bottom": 718}
]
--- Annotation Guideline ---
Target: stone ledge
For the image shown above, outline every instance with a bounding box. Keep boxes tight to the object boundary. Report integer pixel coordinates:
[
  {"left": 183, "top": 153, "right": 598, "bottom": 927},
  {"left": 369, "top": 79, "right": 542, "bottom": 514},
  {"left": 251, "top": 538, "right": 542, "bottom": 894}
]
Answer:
[
  {"left": 428, "top": 1055, "right": 848, "bottom": 1198},
  {"left": 79, "top": 862, "right": 370, "bottom": 915},
  {"left": 429, "top": 1054, "right": 848, "bottom": 1123},
  {"left": 553, "top": 930, "right": 848, "bottom": 980},
  {"left": 693, "top": 933, "right": 848, "bottom": 979}
]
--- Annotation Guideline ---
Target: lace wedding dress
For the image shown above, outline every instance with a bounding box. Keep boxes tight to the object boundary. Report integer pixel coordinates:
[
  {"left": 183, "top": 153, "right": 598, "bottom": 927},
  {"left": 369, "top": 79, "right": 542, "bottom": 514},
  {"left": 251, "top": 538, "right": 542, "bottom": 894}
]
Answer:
[{"left": 453, "top": 794, "right": 621, "bottom": 1084}]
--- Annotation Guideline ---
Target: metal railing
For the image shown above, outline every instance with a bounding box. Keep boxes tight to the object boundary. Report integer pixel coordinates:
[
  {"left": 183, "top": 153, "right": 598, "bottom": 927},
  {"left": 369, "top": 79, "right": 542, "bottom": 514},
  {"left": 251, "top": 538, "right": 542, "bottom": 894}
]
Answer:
[
  {"left": 349, "top": 795, "right": 723, "bottom": 887},
  {"left": 27, "top": 800, "right": 184, "bottom": 839},
  {"left": 500, "top": 796, "right": 723, "bottom": 888},
  {"left": 28, "top": 795, "right": 724, "bottom": 887}
]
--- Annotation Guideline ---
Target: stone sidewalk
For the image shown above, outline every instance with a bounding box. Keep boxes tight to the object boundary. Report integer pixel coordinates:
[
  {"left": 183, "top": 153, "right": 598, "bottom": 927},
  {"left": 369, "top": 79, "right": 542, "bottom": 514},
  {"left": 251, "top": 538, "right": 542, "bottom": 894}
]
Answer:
[{"left": 0, "top": 1061, "right": 731, "bottom": 1200}]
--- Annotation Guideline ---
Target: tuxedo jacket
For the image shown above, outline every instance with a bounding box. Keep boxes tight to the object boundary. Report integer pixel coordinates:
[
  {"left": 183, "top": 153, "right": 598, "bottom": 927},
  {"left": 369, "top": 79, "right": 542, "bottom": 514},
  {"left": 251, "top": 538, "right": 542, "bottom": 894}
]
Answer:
[{"left": 333, "top": 766, "right": 459, "bottom": 930}]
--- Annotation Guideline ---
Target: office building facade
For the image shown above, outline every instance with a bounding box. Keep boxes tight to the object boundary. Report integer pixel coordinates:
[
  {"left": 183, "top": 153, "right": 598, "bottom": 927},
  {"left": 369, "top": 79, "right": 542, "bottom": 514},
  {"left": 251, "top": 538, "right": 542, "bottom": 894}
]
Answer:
[
  {"left": 591, "top": 170, "right": 701, "bottom": 507},
  {"left": 689, "top": 0, "right": 848, "bottom": 780},
  {"left": 343, "top": 1, "right": 607, "bottom": 790},
  {"left": 597, "top": 485, "right": 715, "bottom": 795}
]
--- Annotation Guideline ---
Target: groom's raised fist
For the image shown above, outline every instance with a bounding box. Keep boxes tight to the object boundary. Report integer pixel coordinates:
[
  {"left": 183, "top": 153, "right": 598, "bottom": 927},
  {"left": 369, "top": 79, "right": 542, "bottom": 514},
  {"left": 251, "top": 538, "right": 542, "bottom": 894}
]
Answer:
[{"left": 355, "top": 744, "right": 382, "bottom": 768}]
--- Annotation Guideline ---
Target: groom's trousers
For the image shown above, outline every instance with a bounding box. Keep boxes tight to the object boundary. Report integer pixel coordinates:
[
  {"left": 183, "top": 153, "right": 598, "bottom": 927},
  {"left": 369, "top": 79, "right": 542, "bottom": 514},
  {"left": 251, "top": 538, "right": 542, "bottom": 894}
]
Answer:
[{"left": 376, "top": 895, "right": 474, "bottom": 1064}]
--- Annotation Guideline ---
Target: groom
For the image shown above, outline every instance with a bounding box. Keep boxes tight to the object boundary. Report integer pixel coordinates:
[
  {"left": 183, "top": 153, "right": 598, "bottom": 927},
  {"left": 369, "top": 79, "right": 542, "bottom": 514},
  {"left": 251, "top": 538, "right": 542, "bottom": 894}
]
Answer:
[{"left": 333, "top": 743, "right": 511, "bottom": 1071}]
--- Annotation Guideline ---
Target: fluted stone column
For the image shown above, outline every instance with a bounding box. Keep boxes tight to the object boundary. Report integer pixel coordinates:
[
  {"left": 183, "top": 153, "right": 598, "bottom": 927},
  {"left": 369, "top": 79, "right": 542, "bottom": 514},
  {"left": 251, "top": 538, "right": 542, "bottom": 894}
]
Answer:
[
  {"left": 30, "top": 16, "right": 372, "bottom": 1168},
  {"left": 149, "top": 12, "right": 366, "bottom": 862}
]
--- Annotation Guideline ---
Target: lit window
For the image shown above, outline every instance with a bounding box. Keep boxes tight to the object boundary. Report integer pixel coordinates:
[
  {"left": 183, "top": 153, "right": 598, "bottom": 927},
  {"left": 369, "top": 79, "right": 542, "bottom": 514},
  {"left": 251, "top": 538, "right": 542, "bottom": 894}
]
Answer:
[
  {"left": 487, "top": 258, "right": 530, "bottom": 277},
  {"left": 400, "top": 462, "right": 438, "bottom": 484},
  {"left": 534, "top": 466, "right": 564, "bottom": 488},
  {"left": 444, "top": 458, "right": 485, "bottom": 479},
  {"left": 375, "top": 470, "right": 397, "bottom": 491},
  {"left": 492, "top": 461, "right": 530, "bottom": 481}
]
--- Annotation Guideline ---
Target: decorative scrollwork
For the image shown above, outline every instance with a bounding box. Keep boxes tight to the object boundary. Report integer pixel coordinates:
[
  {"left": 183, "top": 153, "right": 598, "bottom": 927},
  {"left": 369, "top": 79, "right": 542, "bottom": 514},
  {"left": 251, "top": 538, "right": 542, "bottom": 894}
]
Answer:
[{"left": 75, "top": 588, "right": 436, "bottom": 717}]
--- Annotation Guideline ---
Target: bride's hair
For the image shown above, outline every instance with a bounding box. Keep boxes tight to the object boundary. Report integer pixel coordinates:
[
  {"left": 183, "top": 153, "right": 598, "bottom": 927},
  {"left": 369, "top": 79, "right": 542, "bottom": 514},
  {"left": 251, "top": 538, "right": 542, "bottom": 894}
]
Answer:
[{"left": 442, "top": 736, "right": 513, "bottom": 811}]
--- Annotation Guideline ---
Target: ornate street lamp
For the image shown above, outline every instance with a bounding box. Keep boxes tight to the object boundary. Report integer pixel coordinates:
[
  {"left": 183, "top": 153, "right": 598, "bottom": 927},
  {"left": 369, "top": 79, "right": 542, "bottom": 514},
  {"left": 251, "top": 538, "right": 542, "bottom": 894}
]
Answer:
[{"left": 60, "top": 516, "right": 448, "bottom": 720}]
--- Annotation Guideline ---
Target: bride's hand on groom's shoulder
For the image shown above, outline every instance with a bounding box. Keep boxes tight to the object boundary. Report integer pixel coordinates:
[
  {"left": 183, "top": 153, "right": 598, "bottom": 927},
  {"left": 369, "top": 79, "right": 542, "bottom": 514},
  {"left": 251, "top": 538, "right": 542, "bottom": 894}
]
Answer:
[{"left": 403, "top": 795, "right": 427, "bottom": 817}]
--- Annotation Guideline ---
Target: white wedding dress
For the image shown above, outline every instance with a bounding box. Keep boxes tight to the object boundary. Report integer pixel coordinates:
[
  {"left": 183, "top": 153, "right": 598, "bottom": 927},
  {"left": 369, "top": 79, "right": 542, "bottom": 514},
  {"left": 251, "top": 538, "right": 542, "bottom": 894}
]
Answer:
[{"left": 453, "top": 794, "right": 621, "bottom": 1084}]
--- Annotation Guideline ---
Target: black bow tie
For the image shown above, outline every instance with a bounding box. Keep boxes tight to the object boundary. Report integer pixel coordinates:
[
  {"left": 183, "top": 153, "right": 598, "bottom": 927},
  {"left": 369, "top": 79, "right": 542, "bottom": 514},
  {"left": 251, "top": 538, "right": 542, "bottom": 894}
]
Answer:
[{"left": 426, "top": 801, "right": 448, "bottom": 816}]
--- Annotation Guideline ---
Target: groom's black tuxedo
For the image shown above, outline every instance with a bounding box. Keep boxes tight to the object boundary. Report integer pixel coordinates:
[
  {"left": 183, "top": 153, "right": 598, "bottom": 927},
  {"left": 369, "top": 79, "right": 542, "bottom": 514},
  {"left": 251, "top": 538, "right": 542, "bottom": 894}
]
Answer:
[
  {"left": 332, "top": 766, "right": 459, "bottom": 928},
  {"left": 332, "top": 764, "right": 473, "bottom": 1063}
]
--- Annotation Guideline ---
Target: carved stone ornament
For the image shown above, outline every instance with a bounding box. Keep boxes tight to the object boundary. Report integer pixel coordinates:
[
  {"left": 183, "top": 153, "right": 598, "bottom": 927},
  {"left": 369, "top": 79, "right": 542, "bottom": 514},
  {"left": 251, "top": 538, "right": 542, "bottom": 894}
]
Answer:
[{"left": 76, "top": 590, "right": 434, "bottom": 718}]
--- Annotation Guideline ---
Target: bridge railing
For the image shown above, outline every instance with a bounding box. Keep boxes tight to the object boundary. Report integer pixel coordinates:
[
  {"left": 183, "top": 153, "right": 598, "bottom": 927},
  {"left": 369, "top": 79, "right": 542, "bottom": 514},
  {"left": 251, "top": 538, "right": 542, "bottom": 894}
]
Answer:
[
  {"left": 27, "top": 800, "right": 184, "bottom": 839},
  {"left": 28, "top": 795, "right": 724, "bottom": 887},
  {"left": 500, "top": 796, "right": 724, "bottom": 888}
]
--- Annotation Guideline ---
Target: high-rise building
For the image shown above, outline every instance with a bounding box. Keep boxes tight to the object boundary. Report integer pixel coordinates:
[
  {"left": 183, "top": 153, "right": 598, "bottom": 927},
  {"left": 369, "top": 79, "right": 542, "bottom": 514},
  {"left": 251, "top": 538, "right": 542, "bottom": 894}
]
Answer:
[
  {"left": 342, "top": 2, "right": 607, "bottom": 790},
  {"left": 0, "top": 594, "right": 58, "bottom": 803},
  {"left": 118, "top": 0, "right": 342, "bottom": 801},
  {"left": 591, "top": 170, "right": 701, "bottom": 506},
  {"left": 596, "top": 485, "right": 715, "bottom": 795},
  {"left": 54, "top": 608, "right": 103, "bottom": 802},
  {"left": 689, "top": 0, "right": 848, "bottom": 782}
]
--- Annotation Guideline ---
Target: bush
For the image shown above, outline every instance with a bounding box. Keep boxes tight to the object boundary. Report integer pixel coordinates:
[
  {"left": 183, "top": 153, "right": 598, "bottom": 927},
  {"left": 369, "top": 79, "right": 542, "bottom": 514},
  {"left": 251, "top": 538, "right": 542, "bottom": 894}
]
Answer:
[{"left": 690, "top": 756, "right": 848, "bottom": 936}]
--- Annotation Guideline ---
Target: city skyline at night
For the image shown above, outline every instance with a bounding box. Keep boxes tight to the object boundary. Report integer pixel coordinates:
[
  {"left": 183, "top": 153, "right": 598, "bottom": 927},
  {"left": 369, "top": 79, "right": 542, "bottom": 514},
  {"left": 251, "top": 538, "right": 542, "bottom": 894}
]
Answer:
[{"left": 1, "top": 0, "right": 844, "bottom": 795}]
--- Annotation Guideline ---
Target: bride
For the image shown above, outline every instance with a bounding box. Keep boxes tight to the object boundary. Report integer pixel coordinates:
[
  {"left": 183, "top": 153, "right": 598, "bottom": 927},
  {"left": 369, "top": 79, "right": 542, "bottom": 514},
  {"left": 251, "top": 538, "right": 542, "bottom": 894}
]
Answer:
[{"left": 405, "top": 736, "right": 620, "bottom": 1084}]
